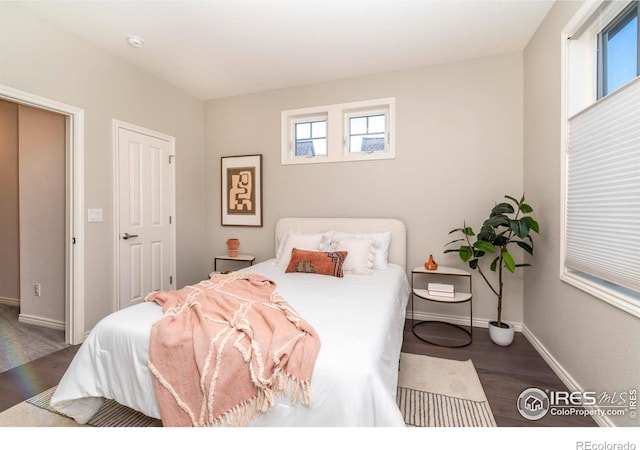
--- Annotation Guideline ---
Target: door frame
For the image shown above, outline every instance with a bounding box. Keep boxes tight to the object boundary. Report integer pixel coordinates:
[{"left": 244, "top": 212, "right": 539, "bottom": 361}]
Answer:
[
  {"left": 112, "top": 120, "right": 176, "bottom": 312},
  {"left": 0, "top": 84, "right": 85, "bottom": 345}
]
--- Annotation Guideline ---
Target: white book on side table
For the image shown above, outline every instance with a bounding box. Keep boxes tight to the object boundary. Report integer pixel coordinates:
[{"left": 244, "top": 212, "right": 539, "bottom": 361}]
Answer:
[{"left": 427, "top": 283, "right": 455, "bottom": 298}]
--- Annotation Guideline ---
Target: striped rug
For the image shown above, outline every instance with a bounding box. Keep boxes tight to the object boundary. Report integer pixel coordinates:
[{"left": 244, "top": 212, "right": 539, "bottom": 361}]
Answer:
[
  {"left": 26, "top": 387, "right": 162, "bottom": 427},
  {"left": 396, "top": 352, "right": 496, "bottom": 427}
]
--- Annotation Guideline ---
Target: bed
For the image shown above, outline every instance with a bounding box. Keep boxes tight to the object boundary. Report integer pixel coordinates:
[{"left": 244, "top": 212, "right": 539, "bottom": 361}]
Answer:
[{"left": 51, "top": 217, "right": 411, "bottom": 426}]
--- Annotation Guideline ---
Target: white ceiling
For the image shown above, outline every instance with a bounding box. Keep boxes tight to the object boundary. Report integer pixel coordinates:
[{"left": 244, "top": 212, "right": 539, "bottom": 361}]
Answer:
[{"left": 16, "top": 0, "right": 554, "bottom": 100}]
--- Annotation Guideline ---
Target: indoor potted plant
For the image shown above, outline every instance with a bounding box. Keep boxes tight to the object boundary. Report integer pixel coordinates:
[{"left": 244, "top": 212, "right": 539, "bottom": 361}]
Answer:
[{"left": 444, "top": 194, "right": 539, "bottom": 346}]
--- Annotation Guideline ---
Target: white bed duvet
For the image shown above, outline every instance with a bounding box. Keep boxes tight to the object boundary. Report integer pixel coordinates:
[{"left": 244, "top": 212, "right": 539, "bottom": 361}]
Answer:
[{"left": 51, "top": 260, "right": 410, "bottom": 426}]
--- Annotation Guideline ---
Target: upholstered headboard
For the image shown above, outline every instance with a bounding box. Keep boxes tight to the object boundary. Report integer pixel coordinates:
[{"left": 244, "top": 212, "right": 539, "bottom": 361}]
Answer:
[{"left": 275, "top": 217, "right": 407, "bottom": 270}]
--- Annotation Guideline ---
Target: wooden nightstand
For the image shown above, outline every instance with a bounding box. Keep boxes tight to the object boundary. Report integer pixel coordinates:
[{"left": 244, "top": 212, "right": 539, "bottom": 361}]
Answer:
[{"left": 411, "top": 265, "right": 473, "bottom": 348}]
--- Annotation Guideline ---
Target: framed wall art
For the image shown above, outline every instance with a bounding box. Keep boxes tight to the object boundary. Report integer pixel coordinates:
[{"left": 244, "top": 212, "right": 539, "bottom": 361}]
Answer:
[{"left": 221, "top": 154, "right": 263, "bottom": 227}]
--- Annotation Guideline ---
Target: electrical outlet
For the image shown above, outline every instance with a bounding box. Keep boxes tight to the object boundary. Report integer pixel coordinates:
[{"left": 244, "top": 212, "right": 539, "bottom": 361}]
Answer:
[{"left": 34, "top": 283, "right": 41, "bottom": 297}]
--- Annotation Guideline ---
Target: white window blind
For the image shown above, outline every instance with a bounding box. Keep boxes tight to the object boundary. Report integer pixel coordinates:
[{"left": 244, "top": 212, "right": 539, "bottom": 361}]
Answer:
[{"left": 566, "top": 77, "right": 640, "bottom": 293}]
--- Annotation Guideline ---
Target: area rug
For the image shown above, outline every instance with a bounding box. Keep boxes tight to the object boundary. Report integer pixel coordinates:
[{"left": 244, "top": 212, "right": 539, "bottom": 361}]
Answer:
[
  {"left": 396, "top": 352, "right": 496, "bottom": 427},
  {"left": 0, "top": 387, "right": 161, "bottom": 427},
  {"left": 0, "top": 353, "right": 495, "bottom": 427}
]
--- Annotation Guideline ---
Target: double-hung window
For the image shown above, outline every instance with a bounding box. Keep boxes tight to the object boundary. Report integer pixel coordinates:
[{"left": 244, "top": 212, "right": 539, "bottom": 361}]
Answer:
[
  {"left": 281, "top": 98, "right": 395, "bottom": 165},
  {"left": 562, "top": 0, "right": 640, "bottom": 318}
]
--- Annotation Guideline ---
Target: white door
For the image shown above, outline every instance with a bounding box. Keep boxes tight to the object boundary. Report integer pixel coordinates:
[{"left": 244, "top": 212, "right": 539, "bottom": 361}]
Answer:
[{"left": 116, "top": 124, "right": 174, "bottom": 310}]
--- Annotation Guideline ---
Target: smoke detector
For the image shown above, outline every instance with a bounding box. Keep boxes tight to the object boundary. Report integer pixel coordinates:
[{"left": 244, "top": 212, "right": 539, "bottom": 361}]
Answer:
[{"left": 126, "top": 35, "right": 144, "bottom": 49}]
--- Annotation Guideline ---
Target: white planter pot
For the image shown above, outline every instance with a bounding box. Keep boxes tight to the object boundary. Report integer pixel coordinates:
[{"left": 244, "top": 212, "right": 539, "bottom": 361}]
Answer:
[{"left": 489, "top": 321, "right": 514, "bottom": 346}]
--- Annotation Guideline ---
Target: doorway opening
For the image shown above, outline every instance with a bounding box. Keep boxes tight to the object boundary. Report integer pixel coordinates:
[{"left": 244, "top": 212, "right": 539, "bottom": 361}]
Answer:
[{"left": 0, "top": 84, "right": 85, "bottom": 345}]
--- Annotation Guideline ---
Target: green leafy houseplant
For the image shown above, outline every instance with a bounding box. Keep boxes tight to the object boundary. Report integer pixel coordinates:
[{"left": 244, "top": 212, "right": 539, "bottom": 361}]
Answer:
[{"left": 444, "top": 194, "right": 539, "bottom": 330}]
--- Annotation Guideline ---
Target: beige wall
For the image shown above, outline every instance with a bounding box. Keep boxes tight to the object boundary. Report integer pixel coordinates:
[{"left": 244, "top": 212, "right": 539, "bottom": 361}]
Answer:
[
  {"left": 18, "top": 105, "right": 65, "bottom": 324},
  {"left": 0, "top": 98, "right": 68, "bottom": 325},
  {"left": 524, "top": 0, "right": 640, "bottom": 427},
  {"left": 0, "top": 2, "right": 206, "bottom": 330},
  {"left": 204, "top": 53, "right": 525, "bottom": 326},
  {"left": 0, "top": 99, "right": 20, "bottom": 304}
]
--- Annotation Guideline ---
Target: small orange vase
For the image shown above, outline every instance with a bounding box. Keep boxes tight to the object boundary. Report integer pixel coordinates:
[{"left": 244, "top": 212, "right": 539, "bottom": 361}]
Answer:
[
  {"left": 226, "top": 238, "right": 240, "bottom": 257},
  {"left": 424, "top": 254, "right": 438, "bottom": 270}
]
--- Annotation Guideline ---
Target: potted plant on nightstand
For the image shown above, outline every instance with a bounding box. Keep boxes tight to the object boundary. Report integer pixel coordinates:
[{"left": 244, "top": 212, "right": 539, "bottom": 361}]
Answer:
[{"left": 444, "top": 194, "right": 539, "bottom": 346}]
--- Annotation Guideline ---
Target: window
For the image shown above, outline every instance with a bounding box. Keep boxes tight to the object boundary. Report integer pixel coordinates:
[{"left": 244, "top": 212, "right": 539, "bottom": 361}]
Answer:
[
  {"left": 562, "top": 0, "right": 640, "bottom": 318},
  {"left": 281, "top": 98, "right": 395, "bottom": 165},
  {"left": 294, "top": 118, "right": 327, "bottom": 157},
  {"left": 597, "top": 1, "right": 639, "bottom": 98},
  {"left": 346, "top": 113, "right": 387, "bottom": 153}
]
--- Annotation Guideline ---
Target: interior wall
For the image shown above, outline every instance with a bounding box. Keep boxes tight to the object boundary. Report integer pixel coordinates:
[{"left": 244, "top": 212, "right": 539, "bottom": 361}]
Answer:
[
  {"left": 204, "top": 52, "right": 525, "bottom": 326},
  {"left": 0, "top": 2, "right": 206, "bottom": 331},
  {"left": 0, "top": 99, "right": 20, "bottom": 304},
  {"left": 18, "top": 104, "right": 65, "bottom": 325},
  {"left": 523, "top": 0, "right": 640, "bottom": 427}
]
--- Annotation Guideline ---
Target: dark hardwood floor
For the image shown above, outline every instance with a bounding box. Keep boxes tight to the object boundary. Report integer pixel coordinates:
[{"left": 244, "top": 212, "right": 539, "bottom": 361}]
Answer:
[
  {"left": 0, "top": 344, "right": 79, "bottom": 413},
  {"left": 0, "top": 321, "right": 596, "bottom": 427},
  {"left": 402, "top": 320, "right": 596, "bottom": 427}
]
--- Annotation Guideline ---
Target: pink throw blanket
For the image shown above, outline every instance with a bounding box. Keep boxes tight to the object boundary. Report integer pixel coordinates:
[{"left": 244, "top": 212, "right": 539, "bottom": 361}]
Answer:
[{"left": 145, "top": 272, "right": 321, "bottom": 427}]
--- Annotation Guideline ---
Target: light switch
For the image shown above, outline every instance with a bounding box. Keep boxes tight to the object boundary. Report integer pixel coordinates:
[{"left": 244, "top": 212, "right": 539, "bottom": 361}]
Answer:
[{"left": 88, "top": 208, "right": 103, "bottom": 223}]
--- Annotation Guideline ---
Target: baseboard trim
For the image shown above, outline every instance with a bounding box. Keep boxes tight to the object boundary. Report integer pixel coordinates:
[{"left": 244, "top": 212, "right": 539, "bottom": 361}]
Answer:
[
  {"left": 521, "top": 324, "right": 611, "bottom": 427},
  {"left": 408, "top": 310, "right": 523, "bottom": 332},
  {"left": 18, "top": 313, "right": 65, "bottom": 331},
  {"left": 0, "top": 297, "right": 19, "bottom": 307}
]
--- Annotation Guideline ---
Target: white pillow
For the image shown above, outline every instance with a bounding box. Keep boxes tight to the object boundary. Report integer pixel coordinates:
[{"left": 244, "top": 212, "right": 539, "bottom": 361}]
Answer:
[
  {"left": 275, "top": 230, "right": 334, "bottom": 267},
  {"left": 332, "top": 231, "right": 391, "bottom": 269},
  {"left": 330, "top": 237, "right": 376, "bottom": 275}
]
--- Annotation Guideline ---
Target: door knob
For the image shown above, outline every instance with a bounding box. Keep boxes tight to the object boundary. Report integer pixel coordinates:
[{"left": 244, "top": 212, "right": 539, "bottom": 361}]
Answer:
[{"left": 122, "top": 232, "right": 139, "bottom": 240}]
